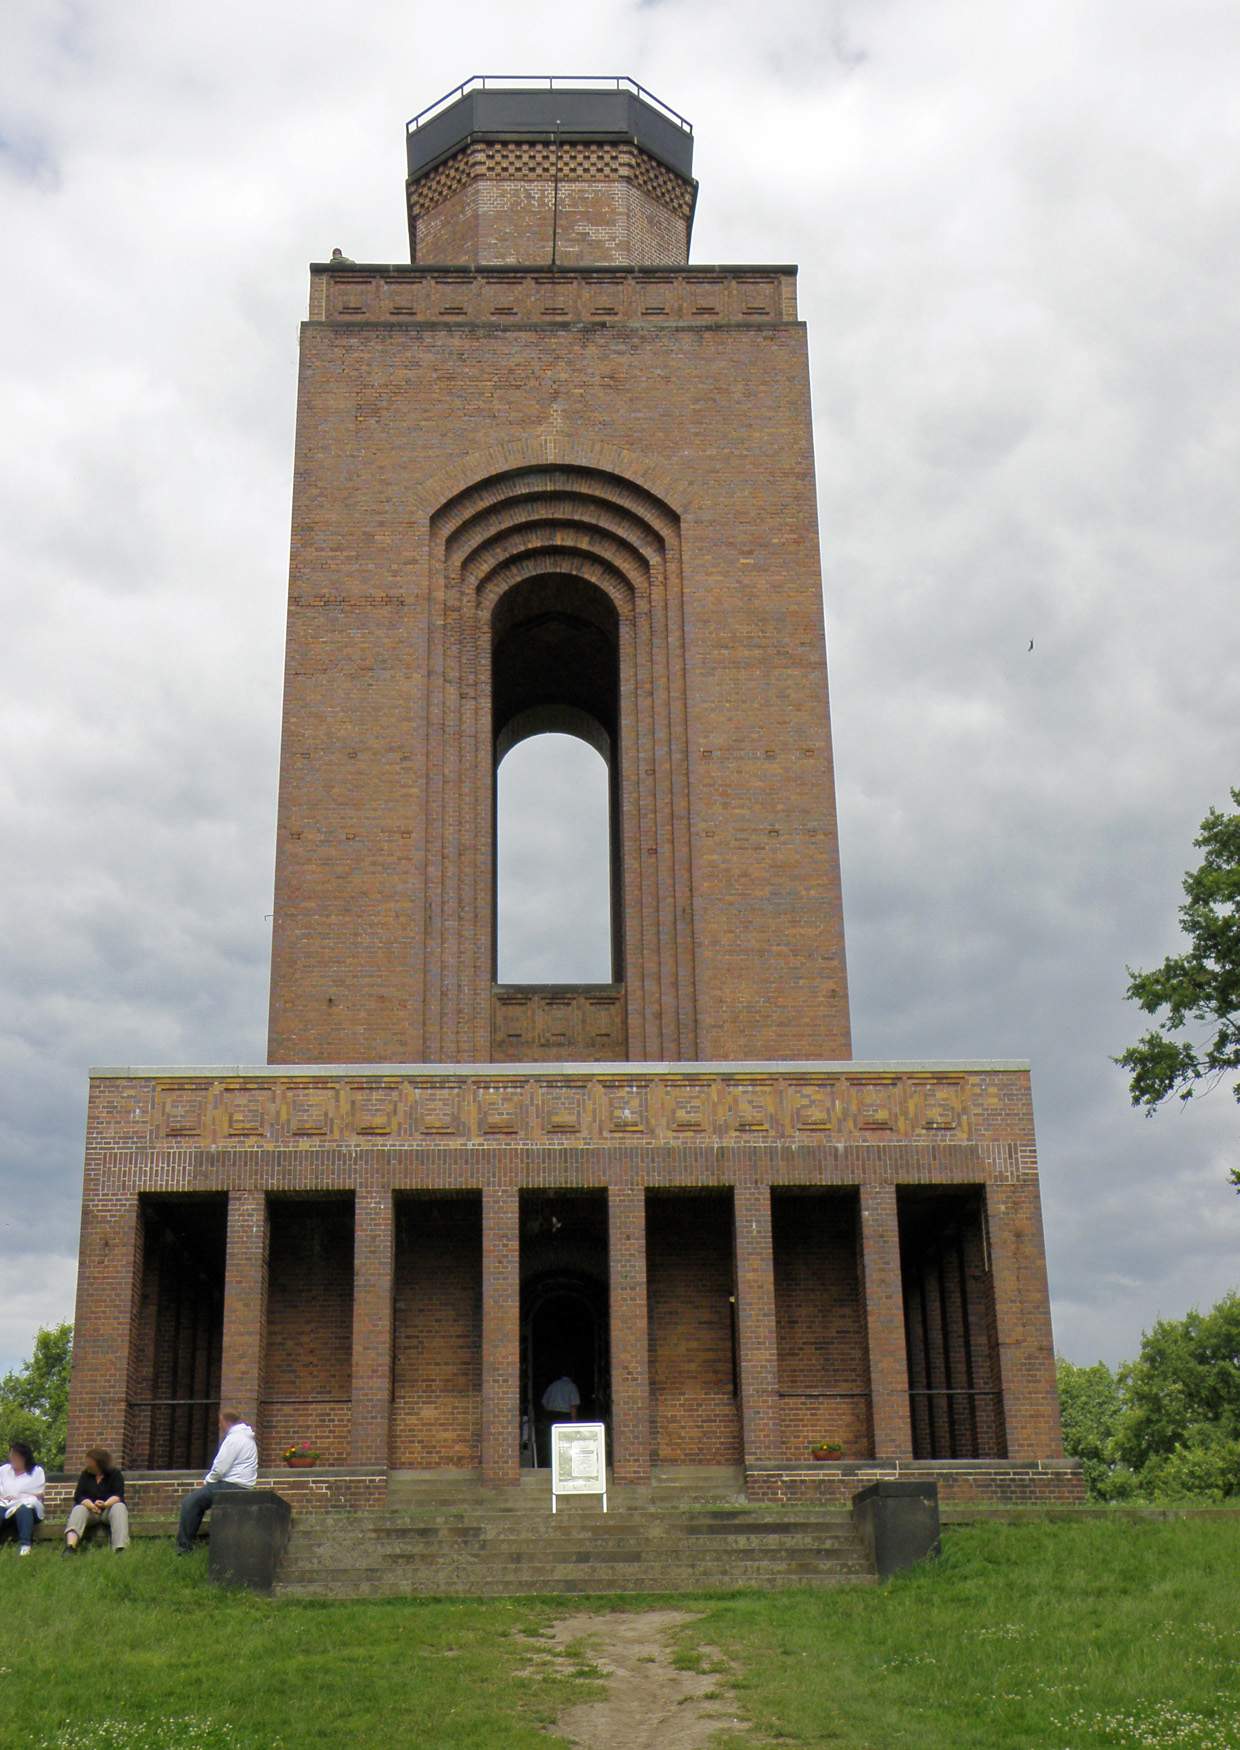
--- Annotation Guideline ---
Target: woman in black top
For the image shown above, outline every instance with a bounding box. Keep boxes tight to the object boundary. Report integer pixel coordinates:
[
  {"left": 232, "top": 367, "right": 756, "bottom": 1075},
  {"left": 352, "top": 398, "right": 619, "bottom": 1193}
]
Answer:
[{"left": 63, "top": 1447, "right": 128, "bottom": 1553}]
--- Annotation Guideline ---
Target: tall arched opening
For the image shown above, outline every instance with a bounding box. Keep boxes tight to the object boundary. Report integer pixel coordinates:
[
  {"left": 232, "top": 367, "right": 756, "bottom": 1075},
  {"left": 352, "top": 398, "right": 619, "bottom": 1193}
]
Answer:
[{"left": 492, "top": 574, "right": 622, "bottom": 989}]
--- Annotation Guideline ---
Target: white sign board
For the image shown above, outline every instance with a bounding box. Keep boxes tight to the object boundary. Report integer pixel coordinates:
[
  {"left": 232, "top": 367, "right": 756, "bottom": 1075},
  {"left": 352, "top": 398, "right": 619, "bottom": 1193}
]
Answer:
[{"left": 549, "top": 1421, "right": 608, "bottom": 1513}]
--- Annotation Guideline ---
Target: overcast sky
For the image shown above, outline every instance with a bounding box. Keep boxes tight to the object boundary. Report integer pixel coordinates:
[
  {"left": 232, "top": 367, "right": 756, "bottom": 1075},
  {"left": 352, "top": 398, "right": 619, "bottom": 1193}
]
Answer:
[{"left": 2, "top": 0, "right": 1238, "bottom": 1378}]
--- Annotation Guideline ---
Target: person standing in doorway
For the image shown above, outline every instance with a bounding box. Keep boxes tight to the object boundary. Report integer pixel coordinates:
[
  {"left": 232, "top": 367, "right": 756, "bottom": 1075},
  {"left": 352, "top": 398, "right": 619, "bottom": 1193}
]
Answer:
[
  {"left": 539, "top": 1374, "right": 582, "bottom": 1467},
  {"left": 541, "top": 1375, "right": 581, "bottom": 1419},
  {"left": 175, "top": 1411, "right": 258, "bottom": 1554}
]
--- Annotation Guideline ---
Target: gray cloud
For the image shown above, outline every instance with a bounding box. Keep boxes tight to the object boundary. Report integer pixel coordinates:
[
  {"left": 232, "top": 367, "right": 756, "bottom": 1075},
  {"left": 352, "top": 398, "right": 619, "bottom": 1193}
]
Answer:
[{"left": 2, "top": 0, "right": 1237, "bottom": 1372}]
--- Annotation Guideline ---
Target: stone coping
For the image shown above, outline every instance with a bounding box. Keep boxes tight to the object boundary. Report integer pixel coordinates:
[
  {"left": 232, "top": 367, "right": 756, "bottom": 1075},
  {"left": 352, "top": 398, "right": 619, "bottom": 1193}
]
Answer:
[
  {"left": 747, "top": 1458, "right": 1081, "bottom": 1474},
  {"left": 91, "top": 1058, "right": 1030, "bottom": 1079},
  {"left": 310, "top": 261, "right": 799, "bottom": 278}
]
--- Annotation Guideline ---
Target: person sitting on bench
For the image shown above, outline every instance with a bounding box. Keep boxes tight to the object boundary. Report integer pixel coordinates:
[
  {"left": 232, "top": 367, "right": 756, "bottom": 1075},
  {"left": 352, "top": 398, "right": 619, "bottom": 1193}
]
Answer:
[
  {"left": 63, "top": 1447, "right": 128, "bottom": 1554},
  {"left": 0, "top": 1441, "right": 45, "bottom": 1556},
  {"left": 175, "top": 1411, "right": 258, "bottom": 1554}
]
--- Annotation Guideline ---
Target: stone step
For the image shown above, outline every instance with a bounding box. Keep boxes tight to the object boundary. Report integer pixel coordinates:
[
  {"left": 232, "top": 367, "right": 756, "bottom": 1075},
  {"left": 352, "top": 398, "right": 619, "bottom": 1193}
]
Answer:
[
  {"left": 274, "top": 1569, "right": 875, "bottom": 1599},
  {"left": 283, "top": 1533, "right": 860, "bottom": 1561},
  {"left": 279, "top": 1546, "right": 870, "bottom": 1576}
]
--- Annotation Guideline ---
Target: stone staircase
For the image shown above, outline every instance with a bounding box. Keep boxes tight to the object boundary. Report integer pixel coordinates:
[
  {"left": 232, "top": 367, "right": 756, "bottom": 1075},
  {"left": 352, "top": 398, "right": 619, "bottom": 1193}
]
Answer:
[{"left": 273, "top": 1469, "right": 875, "bottom": 1598}]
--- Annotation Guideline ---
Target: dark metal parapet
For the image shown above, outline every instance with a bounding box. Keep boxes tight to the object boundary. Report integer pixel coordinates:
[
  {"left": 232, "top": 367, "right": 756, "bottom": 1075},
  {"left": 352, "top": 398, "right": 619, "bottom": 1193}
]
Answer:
[{"left": 407, "top": 76, "right": 695, "bottom": 182}]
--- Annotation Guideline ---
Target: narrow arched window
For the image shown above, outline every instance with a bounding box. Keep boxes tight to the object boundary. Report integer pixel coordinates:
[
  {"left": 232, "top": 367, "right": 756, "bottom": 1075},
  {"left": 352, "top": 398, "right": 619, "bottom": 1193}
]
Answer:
[{"left": 490, "top": 573, "right": 624, "bottom": 1059}]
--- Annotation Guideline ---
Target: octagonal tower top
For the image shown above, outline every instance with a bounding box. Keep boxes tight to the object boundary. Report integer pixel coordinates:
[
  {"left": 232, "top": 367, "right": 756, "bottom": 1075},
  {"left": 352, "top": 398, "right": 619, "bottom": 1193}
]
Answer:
[{"left": 405, "top": 76, "right": 698, "bottom": 268}]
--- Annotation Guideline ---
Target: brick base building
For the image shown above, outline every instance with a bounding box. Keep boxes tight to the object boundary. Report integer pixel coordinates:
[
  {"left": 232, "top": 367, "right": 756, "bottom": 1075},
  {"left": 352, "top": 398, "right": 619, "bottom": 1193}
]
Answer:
[{"left": 67, "top": 79, "right": 1080, "bottom": 1509}]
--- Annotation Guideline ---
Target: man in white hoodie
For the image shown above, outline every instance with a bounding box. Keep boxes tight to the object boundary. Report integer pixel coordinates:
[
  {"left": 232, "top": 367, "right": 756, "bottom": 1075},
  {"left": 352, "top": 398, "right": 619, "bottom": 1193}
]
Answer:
[{"left": 175, "top": 1410, "right": 258, "bottom": 1554}]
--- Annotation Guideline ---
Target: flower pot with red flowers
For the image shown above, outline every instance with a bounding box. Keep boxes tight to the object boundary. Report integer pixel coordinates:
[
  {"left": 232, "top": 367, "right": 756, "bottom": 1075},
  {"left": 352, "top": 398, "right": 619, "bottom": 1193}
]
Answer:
[
  {"left": 283, "top": 1442, "right": 320, "bottom": 1469},
  {"left": 810, "top": 1441, "right": 844, "bottom": 1462}
]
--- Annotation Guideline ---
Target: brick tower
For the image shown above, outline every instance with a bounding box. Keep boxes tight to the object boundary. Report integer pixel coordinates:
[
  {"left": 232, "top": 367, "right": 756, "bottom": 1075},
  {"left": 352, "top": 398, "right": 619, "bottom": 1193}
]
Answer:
[{"left": 66, "top": 80, "right": 1079, "bottom": 1514}]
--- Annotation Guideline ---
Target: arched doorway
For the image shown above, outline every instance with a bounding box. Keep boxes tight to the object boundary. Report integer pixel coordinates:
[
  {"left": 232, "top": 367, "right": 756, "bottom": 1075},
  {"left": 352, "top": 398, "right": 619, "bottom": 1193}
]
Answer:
[
  {"left": 518, "top": 1189, "right": 611, "bottom": 1469},
  {"left": 521, "top": 1272, "right": 610, "bottom": 1467}
]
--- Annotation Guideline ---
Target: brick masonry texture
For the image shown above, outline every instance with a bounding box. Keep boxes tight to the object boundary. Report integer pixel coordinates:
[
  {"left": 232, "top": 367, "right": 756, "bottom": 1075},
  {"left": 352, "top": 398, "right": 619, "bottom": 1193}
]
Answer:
[
  {"left": 65, "top": 104, "right": 1076, "bottom": 1508},
  {"left": 267, "top": 288, "right": 849, "bottom": 1066},
  {"left": 65, "top": 1063, "right": 1070, "bottom": 1491},
  {"left": 407, "top": 141, "right": 695, "bottom": 267}
]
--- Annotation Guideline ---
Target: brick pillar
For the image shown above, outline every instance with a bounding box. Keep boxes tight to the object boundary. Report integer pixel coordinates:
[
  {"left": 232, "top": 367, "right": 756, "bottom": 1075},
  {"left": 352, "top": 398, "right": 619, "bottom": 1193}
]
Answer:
[
  {"left": 608, "top": 1186, "right": 651, "bottom": 1484},
  {"left": 66, "top": 1191, "right": 144, "bottom": 1465},
  {"left": 986, "top": 1180, "right": 1064, "bottom": 1458},
  {"left": 732, "top": 1183, "right": 780, "bottom": 1469},
  {"left": 351, "top": 1189, "right": 394, "bottom": 1467},
  {"left": 481, "top": 1187, "right": 519, "bottom": 1487},
  {"left": 859, "top": 1185, "right": 914, "bottom": 1458},
  {"left": 219, "top": 1190, "right": 269, "bottom": 1432}
]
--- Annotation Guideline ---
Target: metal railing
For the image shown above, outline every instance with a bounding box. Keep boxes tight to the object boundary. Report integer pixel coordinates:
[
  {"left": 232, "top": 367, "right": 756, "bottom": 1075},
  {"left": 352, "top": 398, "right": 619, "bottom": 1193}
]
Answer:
[
  {"left": 908, "top": 1388, "right": 1006, "bottom": 1461},
  {"left": 408, "top": 76, "right": 693, "bottom": 136}
]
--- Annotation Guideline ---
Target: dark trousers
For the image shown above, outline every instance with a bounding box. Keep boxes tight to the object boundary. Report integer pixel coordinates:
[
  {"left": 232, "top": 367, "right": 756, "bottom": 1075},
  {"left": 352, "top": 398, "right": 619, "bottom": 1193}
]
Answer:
[
  {"left": 3, "top": 1505, "right": 38, "bottom": 1546},
  {"left": 176, "top": 1481, "right": 247, "bottom": 1551}
]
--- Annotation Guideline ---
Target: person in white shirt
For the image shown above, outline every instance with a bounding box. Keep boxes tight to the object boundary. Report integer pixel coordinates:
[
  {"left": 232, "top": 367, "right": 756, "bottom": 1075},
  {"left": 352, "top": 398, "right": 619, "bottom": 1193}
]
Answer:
[
  {"left": 541, "top": 1376, "right": 581, "bottom": 1418},
  {"left": 1, "top": 1441, "right": 46, "bottom": 1555},
  {"left": 175, "top": 1411, "right": 258, "bottom": 1554},
  {"left": 538, "top": 1375, "right": 583, "bottom": 1466}
]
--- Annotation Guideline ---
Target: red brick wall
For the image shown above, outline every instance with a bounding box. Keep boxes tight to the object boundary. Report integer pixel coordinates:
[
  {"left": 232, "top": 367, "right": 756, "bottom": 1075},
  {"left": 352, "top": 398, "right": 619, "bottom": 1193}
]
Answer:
[
  {"left": 407, "top": 141, "right": 694, "bottom": 267},
  {"left": 747, "top": 1462, "right": 1086, "bottom": 1506},
  {"left": 68, "top": 1069, "right": 1067, "bottom": 1483},
  {"left": 647, "top": 1194, "right": 741, "bottom": 1464},
  {"left": 391, "top": 1194, "right": 482, "bottom": 1467},
  {"left": 772, "top": 1190, "right": 872, "bottom": 1460},
  {"left": 267, "top": 297, "right": 851, "bottom": 1067},
  {"left": 261, "top": 1197, "right": 354, "bottom": 1465}
]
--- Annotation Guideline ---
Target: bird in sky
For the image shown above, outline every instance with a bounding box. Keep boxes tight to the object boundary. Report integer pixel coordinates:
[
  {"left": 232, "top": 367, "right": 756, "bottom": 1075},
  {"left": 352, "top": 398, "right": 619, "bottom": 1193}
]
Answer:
[{"left": 1028, "top": 639, "right": 1035, "bottom": 652}]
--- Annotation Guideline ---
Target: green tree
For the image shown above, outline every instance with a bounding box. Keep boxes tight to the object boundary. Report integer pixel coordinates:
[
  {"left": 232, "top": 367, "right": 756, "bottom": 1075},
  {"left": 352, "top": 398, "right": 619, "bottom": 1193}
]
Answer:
[
  {"left": 1116, "top": 787, "right": 1240, "bottom": 1190},
  {"left": 1055, "top": 1357, "right": 1137, "bottom": 1500},
  {"left": 0, "top": 1322, "right": 73, "bottom": 1472},
  {"left": 1113, "top": 1293, "right": 1240, "bottom": 1502}
]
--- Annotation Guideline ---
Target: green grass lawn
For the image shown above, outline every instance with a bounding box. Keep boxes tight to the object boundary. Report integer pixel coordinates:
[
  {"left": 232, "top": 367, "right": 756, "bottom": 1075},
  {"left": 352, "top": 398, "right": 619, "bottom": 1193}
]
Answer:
[{"left": 1, "top": 1518, "right": 1237, "bottom": 1749}]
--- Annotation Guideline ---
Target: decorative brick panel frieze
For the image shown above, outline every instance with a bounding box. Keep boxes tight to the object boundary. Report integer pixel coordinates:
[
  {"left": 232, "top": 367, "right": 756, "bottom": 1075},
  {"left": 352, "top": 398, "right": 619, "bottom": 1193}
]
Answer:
[
  {"left": 90, "top": 1065, "right": 1030, "bottom": 1155},
  {"left": 492, "top": 985, "right": 626, "bottom": 1061},
  {"left": 314, "top": 265, "right": 794, "bottom": 325}
]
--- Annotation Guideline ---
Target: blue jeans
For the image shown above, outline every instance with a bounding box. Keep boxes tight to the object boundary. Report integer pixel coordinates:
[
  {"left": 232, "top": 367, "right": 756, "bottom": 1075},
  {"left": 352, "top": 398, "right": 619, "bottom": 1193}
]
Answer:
[
  {"left": 4, "top": 1505, "right": 37, "bottom": 1547},
  {"left": 176, "top": 1481, "right": 247, "bottom": 1551}
]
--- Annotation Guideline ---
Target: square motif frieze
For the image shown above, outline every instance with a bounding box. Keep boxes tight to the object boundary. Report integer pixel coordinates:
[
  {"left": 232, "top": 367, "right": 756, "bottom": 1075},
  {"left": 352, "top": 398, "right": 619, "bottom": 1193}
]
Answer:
[
  {"left": 351, "top": 1083, "right": 401, "bottom": 1136},
  {"left": 412, "top": 1081, "right": 465, "bottom": 1137},
  {"left": 727, "top": 1079, "right": 778, "bottom": 1135},
  {"left": 910, "top": 1078, "right": 969, "bottom": 1137},
  {"left": 789, "top": 1080, "right": 840, "bottom": 1132},
  {"left": 224, "top": 1086, "right": 271, "bottom": 1137},
  {"left": 157, "top": 1085, "right": 206, "bottom": 1139},
  {"left": 599, "top": 1080, "right": 648, "bottom": 1135},
  {"left": 474, "top": 1080, "right": 523, "bottom": 1135},
  {"left": 286, "top": 1086, "right": 333, "bottom": 1137},
  {"left": 540, "top": 1082, "right": 589, "bottom": 1136},
  {"left": 846, "top": 1079, "right": 900, "bottom": 1134},
  {"left": 664, "top": 1079, "right": 710, "bottom": 1134}
]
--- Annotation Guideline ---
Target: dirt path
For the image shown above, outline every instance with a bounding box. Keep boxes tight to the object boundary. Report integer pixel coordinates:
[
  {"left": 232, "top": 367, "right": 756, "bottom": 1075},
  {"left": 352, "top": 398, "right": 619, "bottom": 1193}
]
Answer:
[{"left": 539, "top": 1609, "right": 749, "bottom": 1749}]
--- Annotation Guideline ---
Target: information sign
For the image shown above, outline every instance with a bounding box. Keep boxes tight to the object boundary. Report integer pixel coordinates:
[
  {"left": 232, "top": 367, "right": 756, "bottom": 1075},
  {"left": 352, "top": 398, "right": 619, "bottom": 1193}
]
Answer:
[{"left": 549, "top": 1421, "right": 608, "bottom": 1513}]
